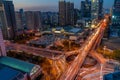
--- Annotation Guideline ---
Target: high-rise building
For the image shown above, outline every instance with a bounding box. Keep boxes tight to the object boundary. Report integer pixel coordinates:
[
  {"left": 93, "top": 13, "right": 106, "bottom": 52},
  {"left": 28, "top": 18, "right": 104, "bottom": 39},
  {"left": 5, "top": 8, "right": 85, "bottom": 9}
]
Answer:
[
  {"left": 110, "top": 0, "right": 120, "bottom": 37},
  {"left": 25, "top": 11, "right": 34, "bottom": 30},
  {"left": 41, "top": 12, "right": 58, "bottom": 28},
  {"left": 59, "top": 0, "right": 74, "bottom": 26},
  {"left": 0, "top": 0, "right": 9, "bottom": 39},
  {"left": 91, "top": 0, "right": 103, "bottom": 20},
  {"left": 0, "top": 0, "right": 6, "bottom": 55},
  {"left": 34, "top": 11, "right": 42, "bottom": 31},
  {"left": 70, "top": 2, "right": 74, "bottom": 25},
  {"left": 19, "top": 9, "right": 27, "bottom": 30},
  {"left": 25, "top": 11, "right": 42, "bottom": 31},
  {"left": 66, "top": 1, "right": 71, "bottom": 25},
  {"left": 3, "top": 0, "right": 16, "bottom": 39},
  {"left": 15, "top": 9, "right": 27, "bottom": 35},
  {"left": 74, "top": 9, "right": 80, "bottom": 25},
  {"left": 66, "top": 2, "right": 74, "bottom": 25},
  {"left": 15, "top": 12, "right": 23, "bottom": 32},
  {"left": 0, "top": 29, "right": 6, "bottom": 56},
  {"left": 81, "top": 0, "right": 91, "bottom": 18},
  {"left": 59, "top": 0, "right": 66, "bottom": 26}
]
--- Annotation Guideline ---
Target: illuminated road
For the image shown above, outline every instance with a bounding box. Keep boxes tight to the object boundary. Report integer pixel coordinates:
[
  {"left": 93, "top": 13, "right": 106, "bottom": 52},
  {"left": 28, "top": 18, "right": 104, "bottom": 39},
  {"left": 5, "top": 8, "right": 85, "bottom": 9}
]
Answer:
[
  {"left": 59, "top": 19, "right": 108, "bottom": 80},
  {"left": 90, "top": 51, "right": 107, "bottom": 64},
  {"left": 5, "top": 17, "right": 109, "bottom": 80},
  {"left": 5, "top": 42, "right": 64, "bottom": 60}
]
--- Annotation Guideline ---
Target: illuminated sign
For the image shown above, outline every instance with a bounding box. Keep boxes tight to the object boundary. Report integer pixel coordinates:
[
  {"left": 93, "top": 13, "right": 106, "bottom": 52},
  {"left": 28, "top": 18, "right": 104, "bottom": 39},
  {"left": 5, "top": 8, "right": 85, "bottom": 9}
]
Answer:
[{"left": 54, "top": 31, "right": 61, "bottom": 33}]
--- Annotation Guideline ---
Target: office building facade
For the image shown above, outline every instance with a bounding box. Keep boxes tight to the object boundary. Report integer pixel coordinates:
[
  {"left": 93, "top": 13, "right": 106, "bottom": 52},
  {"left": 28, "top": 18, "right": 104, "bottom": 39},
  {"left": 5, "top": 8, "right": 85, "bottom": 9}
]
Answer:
[
  {"left": 81, "top": 0, "right": 91, "bottom": 18},
  {"left": 0, "top": 29, "right": 6, "bottom": 56},
  {"left": 25, "top": 11, "right": 34, "bottom": 30},
  {"left": 0, "top": 0, "right": 9, "bottom": 39},
  {"left": 3, "top": 1, "right": 16, "bottom": 39},
  {"left": 110, "top": 0, "right": 120, "bottom": 37},
  {"left": 34, "top": 11, "right": 42, "bottom": 31},
  {"left": 59, "top": 0, "right": 66, "bottom": 26},
  {"left": 91, "top": 0, "right": 103, "bottom": 20},
  {"left": 59, "top": 0, "right": 74, "bottom": 26},
  {"left": 25, "top": 11, "right": 42, "bottom": 31}
]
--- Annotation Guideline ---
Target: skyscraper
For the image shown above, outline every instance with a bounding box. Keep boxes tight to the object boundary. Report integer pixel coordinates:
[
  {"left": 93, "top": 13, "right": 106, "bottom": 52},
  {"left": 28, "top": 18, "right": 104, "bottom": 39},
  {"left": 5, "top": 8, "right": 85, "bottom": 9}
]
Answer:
[
  {"left": 66, "top": 1, "right": 71, "bottom": 25},
  {"left": 0, "top": 28, "right": 6, "bottom": 56},
  {"left": 81, "top": 0, "right": 91, "bottom": 18},
  {"left": 3, "top": 0, "right": 17, "bottom": 39},
  {"left": 59, "top": 0, "right": 66, "bottom": 26},
  {"left": 19, "top": 9, "right": 27, "bottom": 30},
  {"left": 0, "top": 0, "right": 9, "bottom": 39},
  {"left": 25, "top": 11, "right": 42, "bottom": 31},
  {"left": 66, "top": 2, "right": 74, "bottom": 25},
  {"left": 110, "top": 0, "right": 120, "bottom": 37},
  {"left": 0, "top": 0, "right": 6, "bottom": 56},
  {"left": 59, "top": 0, "right": 74, "bottom": 26},
  {"left": 70, "top": 2, "right": 74, "bottom": 25},
  {"left": 91, "top": 0, "right": 103, "bottom": 20},
  {"left": 34, "top": 11, "right": 42, "bottom": 31},
  {"left": 25, "top": 11, "right": 34, "bottom": 30}
]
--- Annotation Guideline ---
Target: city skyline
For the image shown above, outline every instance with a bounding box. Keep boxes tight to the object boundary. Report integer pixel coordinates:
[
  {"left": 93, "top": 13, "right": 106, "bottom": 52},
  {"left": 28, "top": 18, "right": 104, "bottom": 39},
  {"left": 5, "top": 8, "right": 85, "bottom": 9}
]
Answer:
[{"left": 13, "top": 0, "right": 114, "bottom": 11}]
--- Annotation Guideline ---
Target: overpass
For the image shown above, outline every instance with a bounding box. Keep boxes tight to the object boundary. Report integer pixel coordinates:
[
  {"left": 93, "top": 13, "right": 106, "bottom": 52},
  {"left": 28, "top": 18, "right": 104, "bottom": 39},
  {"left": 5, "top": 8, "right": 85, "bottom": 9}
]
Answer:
[
  {"left": 89, "top": 51, "right": 107, "bottom": 64},
  {"left": 59, "top": 18, "right": 108, "bottom": 80},
  {"left": 5, "top": 42, "right": 64, "bottom": 60}
]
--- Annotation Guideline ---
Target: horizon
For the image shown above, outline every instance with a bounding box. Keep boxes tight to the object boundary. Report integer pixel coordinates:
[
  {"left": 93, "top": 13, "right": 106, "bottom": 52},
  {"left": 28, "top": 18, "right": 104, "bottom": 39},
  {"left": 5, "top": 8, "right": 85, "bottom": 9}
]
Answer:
[{"left": 13, "top": 0, "right": 114, "bottom": 12}]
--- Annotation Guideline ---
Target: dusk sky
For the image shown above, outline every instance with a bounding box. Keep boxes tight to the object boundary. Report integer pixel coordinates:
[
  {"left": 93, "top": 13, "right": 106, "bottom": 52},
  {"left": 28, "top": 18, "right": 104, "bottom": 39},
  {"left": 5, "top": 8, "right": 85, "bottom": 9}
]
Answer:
[{"left": 13, "top": 0, "right": 114, "bottom": 12}]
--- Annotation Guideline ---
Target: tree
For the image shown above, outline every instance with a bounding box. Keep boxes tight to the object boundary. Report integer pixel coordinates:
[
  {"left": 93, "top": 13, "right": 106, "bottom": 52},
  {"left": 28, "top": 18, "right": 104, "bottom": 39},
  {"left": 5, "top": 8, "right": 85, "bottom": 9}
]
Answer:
[{"left": 113, "top": 50, "right": 120, "bottom": 60}]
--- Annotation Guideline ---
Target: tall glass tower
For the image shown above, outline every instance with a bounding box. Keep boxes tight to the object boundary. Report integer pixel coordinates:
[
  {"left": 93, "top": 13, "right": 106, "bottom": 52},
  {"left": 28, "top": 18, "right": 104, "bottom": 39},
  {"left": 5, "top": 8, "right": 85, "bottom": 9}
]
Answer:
[
  {"left": 0, "top": 0, "right": 9, "bottom": 39},
  {"left": 91, "top": 0, "right": 103, "bottom": 20},
  {"left": 0, "top": 0, "right": 6, "bottom": 56},
  {"left": 111, "top": 0, "right": 120, "bottom": 37}
]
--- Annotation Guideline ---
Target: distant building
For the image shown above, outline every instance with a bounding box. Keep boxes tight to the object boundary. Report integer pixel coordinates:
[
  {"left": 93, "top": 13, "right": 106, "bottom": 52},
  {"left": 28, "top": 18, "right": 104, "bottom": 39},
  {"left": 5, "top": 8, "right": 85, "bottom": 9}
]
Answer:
[
  {"left": 110, "top": 0, "right": 120, "bottom": 37},
  {"left": 80, "top": 0, "right": 91, "bottom": 28},
  {"left": 25, "top": 11, "right": 42, "bottom": 31},
  {"left": 70, "top": 2, "right": 74, "bottom": 25},
  {"left": 3, "top": 0, "right": 17, "bottom": 40},
  {"left": 91, "top": 0, "right": 103, "bottom": 20},
  {"left": 0, "top": 0, "right": 9, "bottom": 39},
  {"left": 25, "top": 11, "right": 35, "bottom": 30},
  {"left": 15, "top": 9, "right": 26, "bottom": 35},
  {"left": 15, "top": 11, "right": 24, "bottom": 35},
  {"left": 41, "top": 12, "right": 58, "bottom": 30},
  {"left": 81, "top": 0, "right": 91, "bottom": 18},
  {"left": 34, "top": 11, "right": 42, "bottom": 31},
  {"left": 59, "top": 0, "right": 74, "bottom": 26},
  {"left": 74, "top": 9, "right": 80, "bottom": 25},
  {"left": 66, "top": 2, "right": 74, "bottom": 25},
  {"left": 50, "top": 12, "right": 58, "bottom": 26},
  {"left": 110, "top": 8, "right": 113, "bottom": 16},
  {"left": 19, "top": 9, "right": 27, "bottom": 30},
  {"left": 59, "top": 0, "right": 66, "bottom": 26},
  {"left": 104, "top": 8, "right": 110, "bottom": 15},
  {"left": 15, "top": 12, "right": 22, "bottom": 31}
]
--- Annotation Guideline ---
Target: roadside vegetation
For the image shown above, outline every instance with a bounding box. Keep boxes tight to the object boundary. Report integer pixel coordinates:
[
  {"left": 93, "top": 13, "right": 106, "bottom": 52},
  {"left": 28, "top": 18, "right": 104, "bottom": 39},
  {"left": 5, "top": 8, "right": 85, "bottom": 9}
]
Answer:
[{"left": 97, "top": 46, "right": 120, "bottom": 61}]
